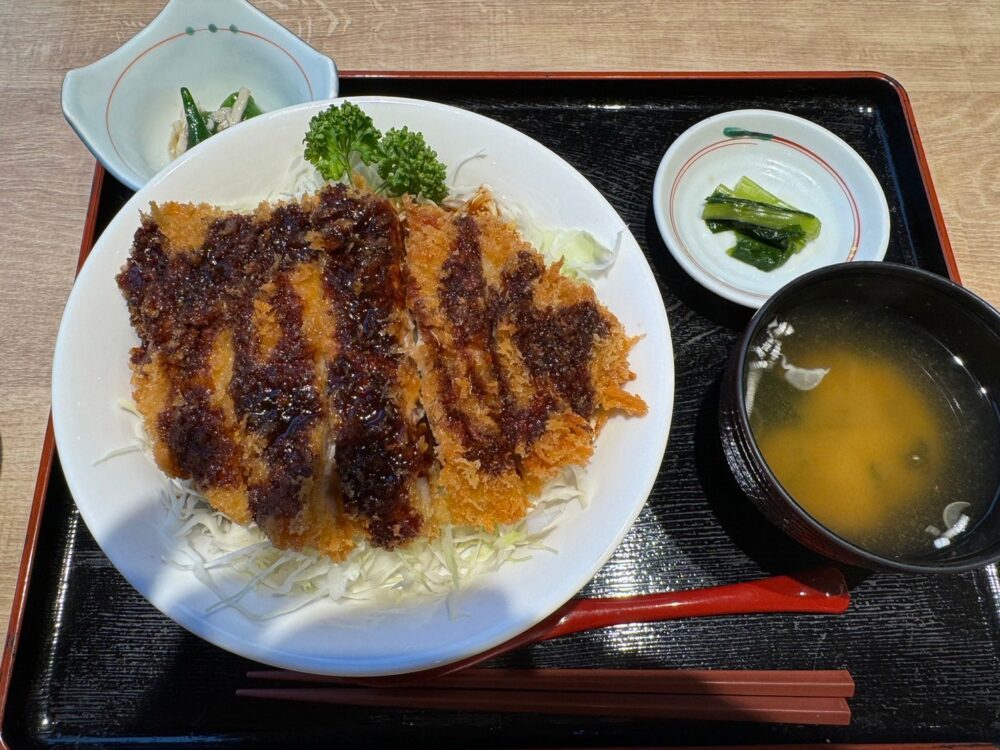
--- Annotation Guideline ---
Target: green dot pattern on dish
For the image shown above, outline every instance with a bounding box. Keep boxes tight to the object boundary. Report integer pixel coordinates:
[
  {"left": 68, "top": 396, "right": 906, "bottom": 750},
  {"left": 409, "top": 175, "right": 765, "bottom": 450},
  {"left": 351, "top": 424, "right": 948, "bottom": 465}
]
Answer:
[
  {"left": 229, "top": 24, "right": 239, "bottom": 33},
  {"left": 208, "top": 23, "right": 218, "bottom": 32},
  {"left": 185, "top": 26, "right": 194, "bottom": 35},
  {"left": 723, "top": 126, "right": 775, "bottom": 141}
]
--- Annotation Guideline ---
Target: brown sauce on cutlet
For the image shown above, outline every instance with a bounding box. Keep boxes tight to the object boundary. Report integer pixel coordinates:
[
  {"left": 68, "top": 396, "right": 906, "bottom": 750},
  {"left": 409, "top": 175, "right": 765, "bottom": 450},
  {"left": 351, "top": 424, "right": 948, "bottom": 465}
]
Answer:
[
  {"left": 159, "top": 387, "right": 240, "bottom": 487},
  {"left": 514, "top": 300, "right": 609, "bottom": 417},
  {"left": 118, "top": 221, "right": 223, "bottom": 375},
  {"left": 424, "top": 336, "right": 519, "bottom": 477},
  {"left": 434, "top": 217, "right": 516, "bottom": 474},
  {"left": 440, "top": 216, "right": 490, "bottom": 347},
  {"left": 204, "top": 214, "right": 275, "bottom": 291},
  {"left": 118, "top": 221, "right": 167, "bottom": 346},
  {"left": 230, "top": 277, "right": 320, "bottom": 443},
  {"left": 231, "top": 274, "right": 323, "bottom": 521},
  {"left": 319, "top": 187, "right": 429, "bottom": 546},
  {"left": 434, "top": 220, "right": 608, "bottom": 476},
  {"left": 265, "top": 204, "right": 316, "bottom": 267}
]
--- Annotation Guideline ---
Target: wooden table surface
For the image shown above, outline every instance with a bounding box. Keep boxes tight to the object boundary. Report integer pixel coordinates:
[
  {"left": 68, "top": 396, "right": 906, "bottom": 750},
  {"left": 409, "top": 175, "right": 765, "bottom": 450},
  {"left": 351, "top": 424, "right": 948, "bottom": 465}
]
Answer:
[{"left": 2, "top": 0, "right": 999, "bottom": 654}]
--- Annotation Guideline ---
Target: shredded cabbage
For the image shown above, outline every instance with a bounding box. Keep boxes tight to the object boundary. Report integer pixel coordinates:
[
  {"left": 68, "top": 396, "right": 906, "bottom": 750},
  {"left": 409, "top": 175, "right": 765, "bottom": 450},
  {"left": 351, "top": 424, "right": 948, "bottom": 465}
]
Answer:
[
  {"left": 531, "top": 228, "right": 622, "bottom": 279},
  {"left": 158, "top": 468, "right": 584, "bottom": 619}
]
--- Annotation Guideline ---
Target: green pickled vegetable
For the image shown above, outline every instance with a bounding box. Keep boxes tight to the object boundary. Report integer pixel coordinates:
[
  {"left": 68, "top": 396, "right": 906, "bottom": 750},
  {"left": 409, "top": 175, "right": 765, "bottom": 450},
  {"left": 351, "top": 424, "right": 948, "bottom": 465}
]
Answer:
[
  {"left": 180, "top": 87, "right": 210, "bottom": 148},
  {"left": 730, "top": 175, "right": 797, "bottom": 209},
  {"left": 701, "top": 177, "right": 821, "bottom": 271},
  {"left": 704, "top": 183, "right": 735, "bottom": 233},
  {"left": 220, "top": 91, "right": 264, "bottom": 119},
  {"left": 727, "top": 234, "right": 793, "bottom": 272},
  {"left": 702, "top": 197, "right": 821, "bottom": 240}
]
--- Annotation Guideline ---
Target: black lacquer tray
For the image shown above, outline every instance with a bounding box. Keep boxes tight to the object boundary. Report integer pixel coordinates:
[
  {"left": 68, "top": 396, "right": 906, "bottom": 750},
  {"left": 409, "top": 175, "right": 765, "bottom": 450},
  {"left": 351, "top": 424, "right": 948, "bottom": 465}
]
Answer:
[{"left": 3, "top": 73, "right": 997, "bottom": 749}]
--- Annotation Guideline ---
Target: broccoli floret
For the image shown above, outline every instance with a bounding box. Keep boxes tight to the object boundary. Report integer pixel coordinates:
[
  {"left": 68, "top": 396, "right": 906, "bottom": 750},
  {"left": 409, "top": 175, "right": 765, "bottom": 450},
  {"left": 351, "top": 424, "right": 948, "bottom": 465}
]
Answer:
[
  {"left": 303, "top": 103, "right": 449, "bottom": 203},
  {"left": 303, "top": 101, "right": 382, "bottom": 182},
  {"left": 375, "top": 127, "right": 449, "bottom": 203}
]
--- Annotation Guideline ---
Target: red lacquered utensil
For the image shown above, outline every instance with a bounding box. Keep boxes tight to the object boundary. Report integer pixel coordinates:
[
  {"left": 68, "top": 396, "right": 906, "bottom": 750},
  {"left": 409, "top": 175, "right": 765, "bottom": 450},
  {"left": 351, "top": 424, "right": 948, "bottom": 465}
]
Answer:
[
  {"left": 334, "top": 566, "right": 849, "bottom": 686},
  {"left": 540, "top": 565, "right": 848, "bottom": 638},
  {"left": 237, "top": 685, "right": 852, "bottom": 725}
]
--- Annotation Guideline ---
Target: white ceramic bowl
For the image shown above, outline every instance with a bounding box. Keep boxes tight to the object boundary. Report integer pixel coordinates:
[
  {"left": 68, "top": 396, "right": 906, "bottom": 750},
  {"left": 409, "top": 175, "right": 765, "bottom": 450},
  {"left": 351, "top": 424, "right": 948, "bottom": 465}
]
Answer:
[
  {"left": 51, "top": 97, "right": 673, "bottom": 676},
  {"left": 61, "top": 0, "right": 337, "bottom": 190},
  {"left": 653, "top": 109, "right": 890, "bottom": 308}
]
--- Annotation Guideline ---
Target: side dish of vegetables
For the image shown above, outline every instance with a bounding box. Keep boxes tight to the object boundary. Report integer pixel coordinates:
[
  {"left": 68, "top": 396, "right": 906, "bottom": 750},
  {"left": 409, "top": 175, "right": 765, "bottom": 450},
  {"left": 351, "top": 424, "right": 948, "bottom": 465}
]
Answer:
[
  {"left": 168, "top": 87, "right": 263, "bottom": 159},
  {"left": 702, "top": 177, "right": 822, "bottom": 271}
]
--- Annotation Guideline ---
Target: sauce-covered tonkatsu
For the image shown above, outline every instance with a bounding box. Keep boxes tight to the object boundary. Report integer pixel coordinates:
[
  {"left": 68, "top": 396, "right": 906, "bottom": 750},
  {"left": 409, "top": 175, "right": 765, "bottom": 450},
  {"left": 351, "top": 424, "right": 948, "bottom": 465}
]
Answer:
[
  {"left": 117, "top": 184, "right": 644, "bottom": 560},
  {"left": 118, "top": 184, "right": 433, "bottom": 559},
  {"left": 404, "top": 192, "right": 647, "bottom": 528}
]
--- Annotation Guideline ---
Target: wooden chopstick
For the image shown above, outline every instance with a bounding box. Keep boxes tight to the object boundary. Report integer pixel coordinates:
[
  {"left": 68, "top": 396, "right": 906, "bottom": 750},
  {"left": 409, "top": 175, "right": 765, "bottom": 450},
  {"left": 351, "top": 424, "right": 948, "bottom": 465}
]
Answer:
[
  {"left": 236, "top": 685, "right": 851, "bottom": 725},
  {"left": 239, "top": 668, "right": 853, "bottom": 725},
  {"left": 245, "top": 667, "right": 855, "bottom": 698}
]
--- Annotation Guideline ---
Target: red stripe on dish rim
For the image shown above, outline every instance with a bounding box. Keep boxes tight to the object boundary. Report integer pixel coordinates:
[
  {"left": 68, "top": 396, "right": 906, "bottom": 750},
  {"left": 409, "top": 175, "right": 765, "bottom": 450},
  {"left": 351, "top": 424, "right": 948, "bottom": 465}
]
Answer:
[
  {"left": 770, "top": 133, "right": 862, "bottom": 259},
  {"left": 669, "top": 140, "right": 768, "bottom": 299},
  {"left": 104, "top": 27, "right": 313, "bottom": 181},
  {"left": 668, "top": 137, "right": 862, "bottom": 298},
  {"left": 104, "top": 31, "right": 187, "bottom": 183},
  {"left": 237, "top": 29, "right": 313, "bottom": 98}
]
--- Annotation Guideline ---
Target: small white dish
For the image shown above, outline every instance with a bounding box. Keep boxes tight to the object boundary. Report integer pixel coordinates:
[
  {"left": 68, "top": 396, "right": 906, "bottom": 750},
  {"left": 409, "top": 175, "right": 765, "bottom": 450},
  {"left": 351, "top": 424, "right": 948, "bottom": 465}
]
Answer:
[
  {"left": 653, "top": 109, "right": 890, "bottom": 308},
  {"left": 51, "top": 97, "right": 673, "bottom": 677},
  {"left": 61, "top": 0, "right": 338, "bottom": 190}
]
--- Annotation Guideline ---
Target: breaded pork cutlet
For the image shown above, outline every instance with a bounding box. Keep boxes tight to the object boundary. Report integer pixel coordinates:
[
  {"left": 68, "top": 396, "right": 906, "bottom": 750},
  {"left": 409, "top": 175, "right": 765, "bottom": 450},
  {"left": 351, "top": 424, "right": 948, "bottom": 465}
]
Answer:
[
  {"left": 118, "top": 181, "right": 646, "bottom": 562},
  {"left": 117, "top": 184, "right": 433, "bottom": 560},
  {"left": 404, "top": 191, "right": 647, "bottom": 529}
]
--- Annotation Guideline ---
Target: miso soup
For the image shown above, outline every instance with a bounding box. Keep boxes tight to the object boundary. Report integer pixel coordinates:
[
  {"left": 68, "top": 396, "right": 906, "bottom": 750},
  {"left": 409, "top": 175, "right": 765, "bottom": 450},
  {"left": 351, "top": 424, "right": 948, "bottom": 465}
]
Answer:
[{"left": 746, "top": 301, "right": 1000, "bottom": 558}]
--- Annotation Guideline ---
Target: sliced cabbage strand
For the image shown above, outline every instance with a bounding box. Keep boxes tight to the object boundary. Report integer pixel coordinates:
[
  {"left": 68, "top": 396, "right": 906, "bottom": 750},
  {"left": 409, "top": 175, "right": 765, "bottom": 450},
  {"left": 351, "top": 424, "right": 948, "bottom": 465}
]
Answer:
[
  {"left": 534, "top": 228, "right": 622, "bottom": 278},
  {"left": 450, "top": 147, "right": 488, "bottom": 187}
]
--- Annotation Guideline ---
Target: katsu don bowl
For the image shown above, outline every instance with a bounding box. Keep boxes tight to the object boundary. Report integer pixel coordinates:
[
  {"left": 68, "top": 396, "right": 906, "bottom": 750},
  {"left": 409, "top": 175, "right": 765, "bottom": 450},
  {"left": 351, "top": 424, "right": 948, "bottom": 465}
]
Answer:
[
  {"left": 51, "top": 97, "right": 674, "bottom": 676},
  {"left": 720, "top": 261, "right": 1000, "bottom": 573}
]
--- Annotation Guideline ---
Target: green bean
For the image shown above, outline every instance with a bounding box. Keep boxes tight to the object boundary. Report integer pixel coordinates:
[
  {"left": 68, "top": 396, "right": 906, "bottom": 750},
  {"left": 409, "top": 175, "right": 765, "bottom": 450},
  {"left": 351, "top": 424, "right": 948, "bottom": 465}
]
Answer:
[
  {"left": 180, "top": 87, "right": 210, "bottom": 148},
  {"left": 219, "top": 91, "right": 264, "bottom": 120}
]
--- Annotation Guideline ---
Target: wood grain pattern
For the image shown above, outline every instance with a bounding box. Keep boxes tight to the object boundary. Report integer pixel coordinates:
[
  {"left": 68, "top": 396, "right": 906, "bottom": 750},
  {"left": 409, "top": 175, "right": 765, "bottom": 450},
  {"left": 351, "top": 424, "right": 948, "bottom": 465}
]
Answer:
[{"left": 2, "top": 0, "right": 1000, "bottom": 669}]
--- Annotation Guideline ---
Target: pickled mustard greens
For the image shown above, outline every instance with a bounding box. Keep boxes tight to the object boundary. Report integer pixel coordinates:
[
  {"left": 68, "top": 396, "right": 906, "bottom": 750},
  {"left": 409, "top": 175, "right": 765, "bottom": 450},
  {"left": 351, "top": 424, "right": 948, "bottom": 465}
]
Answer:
[{"left": 702, "top": 177, "right": 821, "bottom": 271}]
